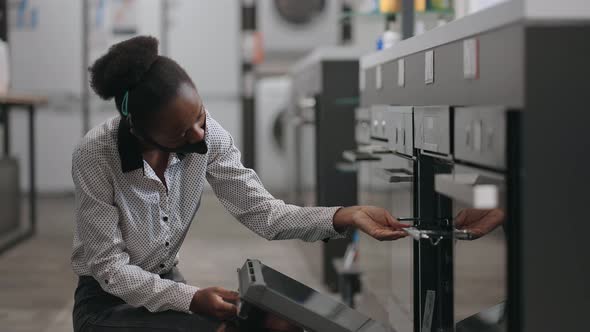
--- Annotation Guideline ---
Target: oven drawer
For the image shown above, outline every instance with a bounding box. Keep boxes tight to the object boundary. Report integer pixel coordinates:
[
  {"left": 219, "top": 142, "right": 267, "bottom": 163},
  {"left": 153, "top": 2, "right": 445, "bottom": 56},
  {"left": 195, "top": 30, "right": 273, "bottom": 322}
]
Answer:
[
  {"left": 454, "top": 107, "right": 506, "bottom": 170},
  {"left": 414, "top": 106, "right": 451, "bottom": 155}
]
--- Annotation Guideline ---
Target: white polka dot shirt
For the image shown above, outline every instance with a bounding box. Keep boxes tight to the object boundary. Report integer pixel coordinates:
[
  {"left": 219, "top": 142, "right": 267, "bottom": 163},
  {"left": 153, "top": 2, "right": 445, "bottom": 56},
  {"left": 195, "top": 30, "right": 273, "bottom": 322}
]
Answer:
[{"left": 71, "top": 111, "right": 343, "bottom": 313}]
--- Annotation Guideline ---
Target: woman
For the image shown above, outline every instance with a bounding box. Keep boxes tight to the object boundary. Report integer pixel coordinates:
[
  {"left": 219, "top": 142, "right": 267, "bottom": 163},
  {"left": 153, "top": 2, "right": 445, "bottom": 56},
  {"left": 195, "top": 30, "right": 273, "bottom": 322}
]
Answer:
[{"left": 71, "top": 36, "right": 409, "bottom": 332}]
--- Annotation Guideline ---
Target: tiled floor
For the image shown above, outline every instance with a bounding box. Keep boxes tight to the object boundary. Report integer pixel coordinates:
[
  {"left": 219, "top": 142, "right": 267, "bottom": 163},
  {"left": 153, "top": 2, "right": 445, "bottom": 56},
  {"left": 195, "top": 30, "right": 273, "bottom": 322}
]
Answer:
[
  {"left": 0, "top": 194, "right": 508, "bottom": 332},
  {"left": 0, "top": 193, "right": 325, "bottom": 332}
]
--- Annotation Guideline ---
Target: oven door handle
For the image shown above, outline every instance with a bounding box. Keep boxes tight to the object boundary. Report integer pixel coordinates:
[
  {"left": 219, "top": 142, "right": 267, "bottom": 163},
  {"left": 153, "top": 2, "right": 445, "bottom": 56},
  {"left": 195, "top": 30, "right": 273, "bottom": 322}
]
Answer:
[
  {"left": 297, "top": 97, "right": 316, "bottom": 110},
  {"left": 377, "top": 168, "right": 413, "bottom": 183},
  {"left": 288, "top": 114, "right": 315, "bottom": 126},
  {"left": 342, "top": 150, "right": 382, "bottom": 162},
  {"left": 435, "top": 173, "right": 503, "bottom": 209},
  {"left": 293, "top": 115, "right": 315, "bottom": 126},
  {"left": 404, "top": 226, "right": 478, "bottom": 245}
]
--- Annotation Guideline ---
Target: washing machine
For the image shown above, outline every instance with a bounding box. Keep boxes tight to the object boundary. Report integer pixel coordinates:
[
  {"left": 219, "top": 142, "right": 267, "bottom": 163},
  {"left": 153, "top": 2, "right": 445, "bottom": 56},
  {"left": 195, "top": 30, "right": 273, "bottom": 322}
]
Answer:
[
  {"left": 258, "top": 0, "right": 340, "bottom": 54},
  {"left": 254, "top": 76, "right": 291, "bottom": 195}
]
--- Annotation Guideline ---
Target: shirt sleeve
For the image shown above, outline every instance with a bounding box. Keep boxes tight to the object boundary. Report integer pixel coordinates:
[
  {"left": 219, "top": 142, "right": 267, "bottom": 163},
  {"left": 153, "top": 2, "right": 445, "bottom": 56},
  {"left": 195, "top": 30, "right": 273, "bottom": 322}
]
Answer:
[
  {"left": 72, "top": 146, "right": 199, "bottom": 313},
  {"left": 205, "top": 115, "right": 345, "bottom": 242}
]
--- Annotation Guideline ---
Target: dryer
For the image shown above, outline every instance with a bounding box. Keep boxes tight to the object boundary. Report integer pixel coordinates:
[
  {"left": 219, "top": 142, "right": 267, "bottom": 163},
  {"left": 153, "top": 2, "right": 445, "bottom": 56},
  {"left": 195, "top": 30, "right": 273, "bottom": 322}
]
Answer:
[{"left": 258, "top": 0, "right": 339, "bottom": 54}]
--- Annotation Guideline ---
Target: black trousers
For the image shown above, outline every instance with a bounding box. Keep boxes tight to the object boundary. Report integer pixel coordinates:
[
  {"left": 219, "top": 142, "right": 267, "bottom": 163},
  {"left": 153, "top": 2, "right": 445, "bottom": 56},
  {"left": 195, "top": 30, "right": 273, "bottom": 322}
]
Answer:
[{"left": 72, "top": 268, "right": 224, "bottom": 332}]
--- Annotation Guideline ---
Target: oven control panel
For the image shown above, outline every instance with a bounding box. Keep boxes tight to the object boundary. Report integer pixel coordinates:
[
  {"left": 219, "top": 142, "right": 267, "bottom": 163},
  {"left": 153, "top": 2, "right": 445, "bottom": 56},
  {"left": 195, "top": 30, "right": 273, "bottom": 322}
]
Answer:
[
  {"left": 382, "top": 106, "right": 414, "bottom": 156},
  {"left": 454, "top": 107, "right": 506, "bottom": 170},
  {"left": 414, "top": 106, "right": 451, "bottom": 155}
]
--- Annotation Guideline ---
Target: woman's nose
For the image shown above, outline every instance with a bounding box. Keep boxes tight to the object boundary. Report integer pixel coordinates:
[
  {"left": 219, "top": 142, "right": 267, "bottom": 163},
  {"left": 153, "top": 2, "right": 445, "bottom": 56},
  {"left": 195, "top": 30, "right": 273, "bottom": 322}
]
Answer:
[{"left": 186, "top": 123, "right": 205, "bottom": 143}]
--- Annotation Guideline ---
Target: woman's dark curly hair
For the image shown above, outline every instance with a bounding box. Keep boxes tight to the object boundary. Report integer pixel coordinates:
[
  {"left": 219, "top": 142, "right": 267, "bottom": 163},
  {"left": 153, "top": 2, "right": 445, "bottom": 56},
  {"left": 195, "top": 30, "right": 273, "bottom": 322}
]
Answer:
[{"left": 89, "top": 35, "right": 195, "bottom": 130}]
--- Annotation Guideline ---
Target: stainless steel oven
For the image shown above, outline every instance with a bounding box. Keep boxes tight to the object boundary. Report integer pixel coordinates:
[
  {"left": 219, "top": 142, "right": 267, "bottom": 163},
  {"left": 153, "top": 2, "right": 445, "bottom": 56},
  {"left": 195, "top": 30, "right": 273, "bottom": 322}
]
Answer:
[
  {"left": 412, "top": 106, "right": 455, "bottom": 332},
  {"left": 342, "top": 107, "right": 380, "bottom": 209},
  {"left": 351, "top": 105, "right": 415, "bottom": 332},
  {"left": 436, "top": 106, "right": 509, "bottom": 331},
  {"left": 394, "top": 105, "right": 511, "bottom": 332}
]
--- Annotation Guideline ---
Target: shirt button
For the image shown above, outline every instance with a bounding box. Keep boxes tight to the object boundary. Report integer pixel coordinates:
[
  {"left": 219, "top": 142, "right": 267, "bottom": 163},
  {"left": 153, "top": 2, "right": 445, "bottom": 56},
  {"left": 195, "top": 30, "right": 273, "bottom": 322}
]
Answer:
[
  {"left": 160, "top": 264, "right": 165, "bottom": 268},
  {"left": 162, "top": 216, "right": 168, "bottom": 222},
  {"left": 165, "top": 242, "right": 170, "bottom": 247}
]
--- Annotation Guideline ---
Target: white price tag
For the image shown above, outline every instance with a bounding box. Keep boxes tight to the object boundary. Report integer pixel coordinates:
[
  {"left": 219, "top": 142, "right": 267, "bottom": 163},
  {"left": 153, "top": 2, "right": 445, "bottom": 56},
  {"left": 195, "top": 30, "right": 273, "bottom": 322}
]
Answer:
[
  {"left": 398, "top": 58, "right": 405, "bottom": 87},
  {"left": 425, "top": 50, "right": 434, "bottom": 84},
  {"left": 463, "top": 38, "right": 479, "bottom": 79}
]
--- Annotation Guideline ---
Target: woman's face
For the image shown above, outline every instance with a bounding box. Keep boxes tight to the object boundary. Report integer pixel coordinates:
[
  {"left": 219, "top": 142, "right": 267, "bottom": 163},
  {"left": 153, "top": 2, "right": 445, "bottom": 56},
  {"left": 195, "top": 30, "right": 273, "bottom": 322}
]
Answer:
[{"left": 143, "top": 83, "right": 207, "bottom": 151}]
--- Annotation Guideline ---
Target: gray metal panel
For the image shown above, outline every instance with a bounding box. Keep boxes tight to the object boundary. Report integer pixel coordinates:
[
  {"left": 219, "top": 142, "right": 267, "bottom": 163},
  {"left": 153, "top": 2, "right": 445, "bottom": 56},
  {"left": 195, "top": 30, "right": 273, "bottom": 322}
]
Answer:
[
  {"left": 524, "top": 0, "right": 590, "bottom": 20},
  {"left": 521, "top": 24, "right": 590, "bottom": 332},
  {"left": 361, "top": 24, "right": 524, "bottom": 108},
  {"left": 290, "top": 46, "right": 366, "bottom": 75},
  {"left": 0, "top": 158, "right": 20, "bottom": 234},
  {"left": 414, "top": 106, "right": 451, "bottom": 155},
  {"left": 454, "top": 107, "right": 507, "bottom": 170}
]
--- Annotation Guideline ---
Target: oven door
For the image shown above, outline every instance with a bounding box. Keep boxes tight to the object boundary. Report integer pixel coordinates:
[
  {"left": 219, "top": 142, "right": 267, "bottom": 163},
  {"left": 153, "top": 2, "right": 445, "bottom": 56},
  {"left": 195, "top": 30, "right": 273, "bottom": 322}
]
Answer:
[
  {"left": 436, "top": 164, "right": 507, "bottom": 331},
  {"left": 386, "top": 153, "right": 415, "bottom": 332},
  {"left": 357, "top": 152, "right": 415, "bottom": 332}
]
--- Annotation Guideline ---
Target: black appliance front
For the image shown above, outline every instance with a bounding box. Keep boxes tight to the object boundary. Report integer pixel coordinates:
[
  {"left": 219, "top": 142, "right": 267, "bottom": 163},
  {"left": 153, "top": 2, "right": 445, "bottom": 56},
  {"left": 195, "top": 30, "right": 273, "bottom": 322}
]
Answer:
[
  {"left": 356, "top": 105, "right": 415, "bottom": 332},
  {"left": 414, "top": 106, "right": 515, "bottom": 332}
]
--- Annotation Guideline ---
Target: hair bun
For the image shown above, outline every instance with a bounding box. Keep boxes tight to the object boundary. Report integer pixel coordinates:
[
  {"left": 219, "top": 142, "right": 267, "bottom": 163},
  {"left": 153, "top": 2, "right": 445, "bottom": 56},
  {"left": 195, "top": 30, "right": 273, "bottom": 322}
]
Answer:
[{"left": 89, "top": 35, "right": 159, "bottom": 100}]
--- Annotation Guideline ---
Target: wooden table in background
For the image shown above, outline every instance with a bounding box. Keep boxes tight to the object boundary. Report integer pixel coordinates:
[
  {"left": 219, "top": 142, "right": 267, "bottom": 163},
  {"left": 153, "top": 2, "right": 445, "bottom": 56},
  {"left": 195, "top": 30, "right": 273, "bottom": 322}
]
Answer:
[{"left": 0, "top": 93, "right": 48, "bottom": 254}]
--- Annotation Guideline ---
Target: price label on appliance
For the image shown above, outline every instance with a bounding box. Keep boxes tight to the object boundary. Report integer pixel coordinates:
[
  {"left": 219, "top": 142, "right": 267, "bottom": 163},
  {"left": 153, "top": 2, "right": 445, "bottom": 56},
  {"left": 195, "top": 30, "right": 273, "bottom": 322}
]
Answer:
[
  {"left": 425, "top": 50, "right": 434, "bottom": 84},
  {"left": 398, "top": 58, "right": 405, "bottom": 87},
  {"left": 463, "top": 38, "right": 479, "bottom": 79}
]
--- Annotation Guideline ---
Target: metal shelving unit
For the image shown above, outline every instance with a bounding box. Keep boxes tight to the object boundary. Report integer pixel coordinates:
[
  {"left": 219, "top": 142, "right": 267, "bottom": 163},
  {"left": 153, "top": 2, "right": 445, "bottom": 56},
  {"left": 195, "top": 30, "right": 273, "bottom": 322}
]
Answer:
[{"left": 288, "top": 47, "right": 365, "bottom": 291}]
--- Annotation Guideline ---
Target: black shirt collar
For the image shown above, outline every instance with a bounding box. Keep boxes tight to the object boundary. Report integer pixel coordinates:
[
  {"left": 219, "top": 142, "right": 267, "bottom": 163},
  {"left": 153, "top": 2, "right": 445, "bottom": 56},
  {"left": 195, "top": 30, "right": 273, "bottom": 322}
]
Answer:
[{"left": 117, "top": 117, "right": 144, "bottom": 173}]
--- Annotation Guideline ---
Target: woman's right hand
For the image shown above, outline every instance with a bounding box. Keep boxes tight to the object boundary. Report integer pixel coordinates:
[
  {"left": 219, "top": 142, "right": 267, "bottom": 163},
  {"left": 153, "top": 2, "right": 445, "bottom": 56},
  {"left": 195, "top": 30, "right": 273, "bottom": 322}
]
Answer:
[{"left": 190, "top": 287, "right": 239, "bottom": 320}]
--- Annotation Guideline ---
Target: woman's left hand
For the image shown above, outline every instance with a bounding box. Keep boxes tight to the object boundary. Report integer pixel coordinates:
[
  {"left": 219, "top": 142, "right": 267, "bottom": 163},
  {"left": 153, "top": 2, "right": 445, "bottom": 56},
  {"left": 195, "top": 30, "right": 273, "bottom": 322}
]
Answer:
[{"left": 333, "top": 206, "right": 410, "bottom": 241}]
